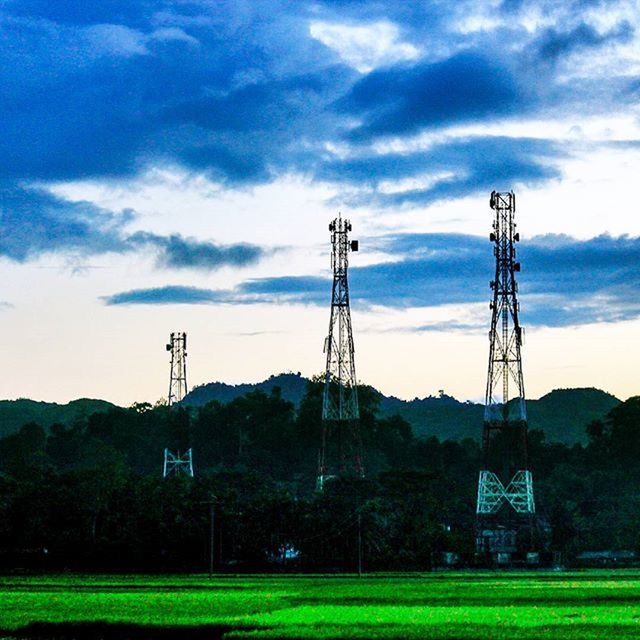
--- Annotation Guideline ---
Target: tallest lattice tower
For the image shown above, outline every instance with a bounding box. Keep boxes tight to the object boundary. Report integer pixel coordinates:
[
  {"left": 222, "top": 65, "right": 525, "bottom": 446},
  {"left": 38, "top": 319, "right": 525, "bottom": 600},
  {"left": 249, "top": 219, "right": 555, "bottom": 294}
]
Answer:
[{"left": 476, "top": 191, "right": 535, "bottom": 551}]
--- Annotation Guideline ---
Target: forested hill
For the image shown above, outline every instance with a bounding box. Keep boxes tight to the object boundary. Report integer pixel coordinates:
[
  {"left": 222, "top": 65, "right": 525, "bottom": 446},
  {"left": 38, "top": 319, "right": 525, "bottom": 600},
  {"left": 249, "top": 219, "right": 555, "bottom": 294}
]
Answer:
[
  {"left": 378, "top": 387, "right": 620, "bottom": 444},
  {"left": 526, "top": 388, "right": 621, "bottom": 444},
  {"left": 0, "top": 378, "right": 618, "bottom": 444},
  {"left": 183, "top": 373, "right": 620, "bottom": 444},
  {"left": 0, "top": 398, "right": 115, "bottom": 438},
  {"left": 184, "top": 373, "right": 309, "bottom": 407}
]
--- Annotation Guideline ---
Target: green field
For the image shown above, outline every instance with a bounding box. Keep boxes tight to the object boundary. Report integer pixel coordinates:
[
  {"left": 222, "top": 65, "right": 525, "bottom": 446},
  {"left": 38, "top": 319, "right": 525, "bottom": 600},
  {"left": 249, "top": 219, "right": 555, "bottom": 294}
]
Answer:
[{"left": 1, "top": 572, "right": 639, "bottom": 639}]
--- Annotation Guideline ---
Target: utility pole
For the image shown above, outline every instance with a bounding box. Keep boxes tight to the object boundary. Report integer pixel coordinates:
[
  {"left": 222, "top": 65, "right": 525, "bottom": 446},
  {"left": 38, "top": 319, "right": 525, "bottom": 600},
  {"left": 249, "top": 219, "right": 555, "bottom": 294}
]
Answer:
[
  {"left": 317, "top": 214, "right": 363, "bottom": 491},
  {"left": 476, "top": 191, "right": 535, "bottom": 560},
  {"left": 208, "top": 494, "right": 216, "bottom": 578},
  {"left": 210, "top": 502, "right": 214, "bottom": 577},
  {"left": 357, "top": 511, "right": 363, "bottom": 577},
  {"left": 199, "top": 493, "right": 216, "bottom": 577},
  {"left": 163, "top": 331, "right": 194, "bottom": 477}
]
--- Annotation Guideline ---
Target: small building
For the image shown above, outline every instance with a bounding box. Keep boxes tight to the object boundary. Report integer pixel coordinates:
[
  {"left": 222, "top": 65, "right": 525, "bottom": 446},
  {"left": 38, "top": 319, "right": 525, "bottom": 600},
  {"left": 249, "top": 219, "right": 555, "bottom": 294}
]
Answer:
[
  {"left": 477, "top": 527, "right": 517, "bottom": 554},
  {"left": 432, "top": 551, "right": 461, "bottom": 568},
  {"left": 575, "top": 550, "right": 637, "bottom": 567}
]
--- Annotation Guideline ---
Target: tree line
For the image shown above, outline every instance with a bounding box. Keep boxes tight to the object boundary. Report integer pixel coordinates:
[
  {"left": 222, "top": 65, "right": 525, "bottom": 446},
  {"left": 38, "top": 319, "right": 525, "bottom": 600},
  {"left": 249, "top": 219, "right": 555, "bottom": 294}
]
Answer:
[{"left": 1, "top": 380, "right": 639, "bottom": 571}]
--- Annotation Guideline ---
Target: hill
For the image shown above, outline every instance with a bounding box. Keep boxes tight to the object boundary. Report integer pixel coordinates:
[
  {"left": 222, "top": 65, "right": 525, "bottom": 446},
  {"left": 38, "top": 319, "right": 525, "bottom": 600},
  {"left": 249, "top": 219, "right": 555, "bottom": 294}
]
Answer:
[
  {"left": 183, "top": 373, "right": 309, "bottom": 408},
  {"left": 183, "top": 373, "right": 620, "bottom": 444},
  {"left": 379, "top": 387, "right": 620, "bottom": 444},
  {"left": 0, "top": 398, "right": 116, "bottom": 438},
  {"left": 0, "top": 377, "right": 617, "bottom": 445},
  {"left": 526, "top": 387, "right": 620, "bottom": 444}
]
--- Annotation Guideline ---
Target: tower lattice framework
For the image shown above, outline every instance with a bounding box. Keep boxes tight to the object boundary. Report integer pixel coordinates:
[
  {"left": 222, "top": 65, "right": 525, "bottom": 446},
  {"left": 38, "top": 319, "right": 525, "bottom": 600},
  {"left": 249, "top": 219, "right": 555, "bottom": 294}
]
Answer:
[
  {"left": 317, "top": 215, "right": 362, "bottom": 491},
  {"left": 163, "top": 331, "right": 194, "bottom": 477},
  {"left": 476, "top": 191, "right": 534, "bottom": 530}
]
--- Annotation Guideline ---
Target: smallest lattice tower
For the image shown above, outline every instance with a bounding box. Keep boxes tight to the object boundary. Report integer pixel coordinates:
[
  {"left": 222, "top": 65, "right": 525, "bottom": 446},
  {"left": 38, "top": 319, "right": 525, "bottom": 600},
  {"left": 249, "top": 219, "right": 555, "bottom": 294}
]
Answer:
[{"left": 163, "top": 331, "right": 194, "bottom": 477}]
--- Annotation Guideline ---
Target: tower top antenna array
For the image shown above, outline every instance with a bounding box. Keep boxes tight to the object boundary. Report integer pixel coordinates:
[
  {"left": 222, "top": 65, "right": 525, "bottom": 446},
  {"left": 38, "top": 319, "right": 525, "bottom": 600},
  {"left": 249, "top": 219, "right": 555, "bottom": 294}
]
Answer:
[{"left": 317, "top": 214, "right": 362, "bottom": 491}]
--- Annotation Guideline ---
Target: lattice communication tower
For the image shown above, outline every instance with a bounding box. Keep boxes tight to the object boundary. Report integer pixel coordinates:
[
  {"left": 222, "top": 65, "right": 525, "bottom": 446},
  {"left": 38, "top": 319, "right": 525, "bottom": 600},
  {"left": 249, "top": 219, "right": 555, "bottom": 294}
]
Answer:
[
  {"left": 163, "top": 331, "right": 194, "bottom": 477},
  {"left": 476, "top": 191, "right": 534, "bottom": 552},
  {"left": 317, "top": 215, "right": 363, "bottom": 491}
]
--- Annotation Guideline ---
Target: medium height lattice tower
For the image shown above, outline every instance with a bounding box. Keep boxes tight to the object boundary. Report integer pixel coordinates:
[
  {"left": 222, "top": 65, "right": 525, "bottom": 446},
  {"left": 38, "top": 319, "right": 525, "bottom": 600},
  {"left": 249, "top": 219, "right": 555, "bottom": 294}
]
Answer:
[
  {"left": 476, "top": 191, "right": 534, "bottom": 552},
  {"left": 167, "top": 331, "right": 188, "bottom": 407},
  {"left": 317, "top": 215, "right": 362, "bottom": 491},
  {"left": 163, "top": 331, "right": 194, "bottom": 477}
]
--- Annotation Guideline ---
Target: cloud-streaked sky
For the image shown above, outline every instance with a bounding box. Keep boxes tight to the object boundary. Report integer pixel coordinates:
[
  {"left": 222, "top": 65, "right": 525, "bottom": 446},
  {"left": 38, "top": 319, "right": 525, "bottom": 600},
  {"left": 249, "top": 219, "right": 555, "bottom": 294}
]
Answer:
[{"left": 2, "top": 0, "right": 640, "bottom": 404}]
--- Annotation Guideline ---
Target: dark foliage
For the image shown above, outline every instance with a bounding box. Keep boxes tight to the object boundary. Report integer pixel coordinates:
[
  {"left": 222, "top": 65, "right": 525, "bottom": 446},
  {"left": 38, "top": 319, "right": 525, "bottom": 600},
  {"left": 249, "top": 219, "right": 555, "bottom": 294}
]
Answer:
[
  {"left": 183, "top": 373, "right": 619, "bottom": 444},
  {"left": 0, "top": 382, "right": 638, "bottom": 571}
]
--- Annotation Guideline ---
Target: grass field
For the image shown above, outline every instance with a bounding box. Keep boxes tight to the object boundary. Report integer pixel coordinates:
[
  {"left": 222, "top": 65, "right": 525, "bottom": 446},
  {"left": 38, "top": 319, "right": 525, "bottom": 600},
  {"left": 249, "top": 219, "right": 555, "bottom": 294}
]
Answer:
[{"left": 1, "top": 571, "right": 639, "bottom": 639}]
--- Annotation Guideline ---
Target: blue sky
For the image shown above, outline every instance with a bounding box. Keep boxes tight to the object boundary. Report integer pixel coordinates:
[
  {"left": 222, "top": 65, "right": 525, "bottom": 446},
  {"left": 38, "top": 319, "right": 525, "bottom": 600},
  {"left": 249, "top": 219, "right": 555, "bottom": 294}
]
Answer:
[{"left": 1, "top": 0, "right": 640, "bottom": 403}]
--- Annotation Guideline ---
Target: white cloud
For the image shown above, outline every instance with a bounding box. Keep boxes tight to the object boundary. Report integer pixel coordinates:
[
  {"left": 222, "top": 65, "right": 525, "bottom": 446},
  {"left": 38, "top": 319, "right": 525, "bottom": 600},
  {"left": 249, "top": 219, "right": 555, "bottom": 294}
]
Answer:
[
  {"left": 83, "top": 24, "right": 199, "bottom": 58},
  {"left": 377, "top": 172, "right": 456, "bottom": 195},
  {"left": 84, "top": 24, "right": 149, "bottom": 57},
  {"left": 309, "top": 20, "right": 419, "bottom": 73},
  {"left": 149, "top": 27, "right": 199, "bottom": 46}
]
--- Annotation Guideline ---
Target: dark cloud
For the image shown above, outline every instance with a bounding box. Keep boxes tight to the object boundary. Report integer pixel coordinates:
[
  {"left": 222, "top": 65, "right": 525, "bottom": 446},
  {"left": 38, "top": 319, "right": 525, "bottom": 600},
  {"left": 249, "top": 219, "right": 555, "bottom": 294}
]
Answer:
[
  {"left": 499, "top": 0, "right": 527, "bottom": 11},
  {"left": 339, "top": 52, "right": 521, "bottom": 140},
  {"left": 107, "top": 233, "right": 640, "bottom": 329},
  {"left": 534, "top": 20, "right": 634, "bottom": 62},
  {"left": 501, "top": 0, "right": 623, "bottom": 14},
  {"left": 0, "top": 185, "right": 130, "bottom": 261},
  {"left": 0, "top": 3, "right": 351, "bottom": 186},
  {"left": 318, "top": 136, "right": 562, "bottom": 206},
  {"left": 129, "top": 232, "right": 266, "bottom": 270},
  {"left": 239, "top": 276, "right": 327, "bottom": 304},
  {"left": 0, "top": 0, "right": 638, "bottom": 273},
  {"left": 103, "top": 285, "right": 233, "bottom": 306},
  {"left": 0, "top": 184, "right": 268, "bottom": 269},
  {"left": 0, "top": 0, "right": 617, "bottom": 200},
  {"left": 372, "top": 232, "right": 640, "bottom": 319},
  {"left": 403, "top": 321, "right": 486, "bottom": 333}
]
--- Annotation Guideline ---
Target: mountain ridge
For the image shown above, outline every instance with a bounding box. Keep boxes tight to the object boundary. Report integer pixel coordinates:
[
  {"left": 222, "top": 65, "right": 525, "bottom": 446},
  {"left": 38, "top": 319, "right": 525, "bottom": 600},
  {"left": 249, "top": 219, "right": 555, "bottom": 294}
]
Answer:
[
  {"left": 183, "top": 373, "right": 621, "bottom": 444},
  {"left": 0, "top": 398, "right": 116, "bottom": 439},
  {"left": 0, "top": 376, "right": 620, "bottom": 445}
]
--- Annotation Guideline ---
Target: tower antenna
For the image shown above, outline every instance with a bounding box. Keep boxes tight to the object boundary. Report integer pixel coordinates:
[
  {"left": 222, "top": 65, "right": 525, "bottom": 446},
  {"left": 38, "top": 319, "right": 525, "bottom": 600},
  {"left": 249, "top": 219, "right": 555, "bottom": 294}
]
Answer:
[
  {"left": 317, "top": 214, "right": 363, "bottom": 491},
  {"left": 163, "top": 331, "right": 194, "bottom": 477},
  {"left": 476, "top": 191, "right": 535, "bottom": 559}
]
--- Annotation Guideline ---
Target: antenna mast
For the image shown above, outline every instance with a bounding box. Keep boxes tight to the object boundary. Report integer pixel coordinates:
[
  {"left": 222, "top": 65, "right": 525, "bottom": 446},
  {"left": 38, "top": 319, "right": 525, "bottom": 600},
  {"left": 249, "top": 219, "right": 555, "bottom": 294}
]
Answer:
[
  {"left": 163, "top": 331, "right": 194, "bottom": 477},
  {"left": 317, "top": 214, "right": 362, "bottom": 491}
]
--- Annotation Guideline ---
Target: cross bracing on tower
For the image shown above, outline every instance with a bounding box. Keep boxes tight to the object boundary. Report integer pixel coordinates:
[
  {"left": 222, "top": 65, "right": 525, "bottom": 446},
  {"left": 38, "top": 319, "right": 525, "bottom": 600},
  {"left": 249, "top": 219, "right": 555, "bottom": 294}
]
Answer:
[{"left": 163, "top": 447, "right": 194, "bottom": 477}]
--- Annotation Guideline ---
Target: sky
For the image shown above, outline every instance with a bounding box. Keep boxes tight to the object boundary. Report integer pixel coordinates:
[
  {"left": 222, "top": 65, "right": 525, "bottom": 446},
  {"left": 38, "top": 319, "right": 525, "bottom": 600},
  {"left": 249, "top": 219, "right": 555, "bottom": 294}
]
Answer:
[{"left": 1, "top": 0, "right": 640, "bottom": 406}]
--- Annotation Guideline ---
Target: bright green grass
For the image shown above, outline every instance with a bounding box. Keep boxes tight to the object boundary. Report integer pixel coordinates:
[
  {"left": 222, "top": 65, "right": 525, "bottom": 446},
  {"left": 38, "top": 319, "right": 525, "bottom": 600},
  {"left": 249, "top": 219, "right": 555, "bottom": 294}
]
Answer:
[{"left": 1, "top": 571, "right": 639, "bottom": 639}]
